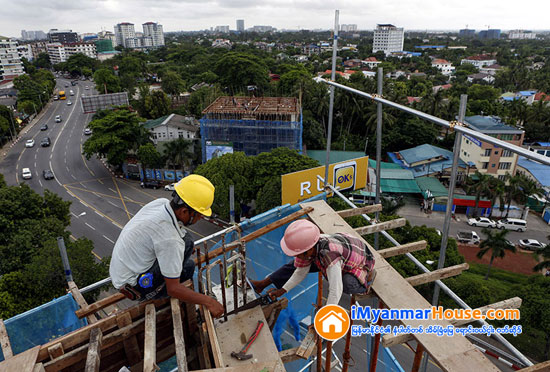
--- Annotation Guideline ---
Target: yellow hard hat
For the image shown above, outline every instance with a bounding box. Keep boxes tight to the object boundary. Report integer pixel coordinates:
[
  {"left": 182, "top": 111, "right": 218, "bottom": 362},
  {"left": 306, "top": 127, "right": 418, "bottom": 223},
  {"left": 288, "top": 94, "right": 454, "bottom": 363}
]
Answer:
[{"left": 173, "top": 175, "right": 215, "bottom": 217}]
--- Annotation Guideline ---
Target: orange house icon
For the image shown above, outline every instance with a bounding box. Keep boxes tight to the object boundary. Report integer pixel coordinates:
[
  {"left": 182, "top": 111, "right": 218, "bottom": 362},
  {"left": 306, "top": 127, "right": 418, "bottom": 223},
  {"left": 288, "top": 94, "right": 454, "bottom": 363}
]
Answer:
[
  {"left": 319, "top": 310, "right": 346, "bottom": 333},
  {"left": 314, "top": 304, "right": 351, "bottom": 341}
]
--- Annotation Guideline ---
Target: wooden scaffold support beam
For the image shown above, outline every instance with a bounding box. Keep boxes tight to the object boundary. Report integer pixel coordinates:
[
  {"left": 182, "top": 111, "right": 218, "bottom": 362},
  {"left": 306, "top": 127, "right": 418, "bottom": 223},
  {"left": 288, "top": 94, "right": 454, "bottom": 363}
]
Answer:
[
  {"left": 68, "top": 281, "right": 98, "bottom": 324},
  {"left": 143, "top": 303, "right": 158, "bottom": 372},
  {"left": 116, "top": 312, "right": 142, "bottom": 366},
  {"left": 354, "top": 218, "right": 406, "bottom": 236},
  {"left": 406, "top": 263, "right": 469, "bottom": 287},
  {"left": 517, "top": 361, "right": 550, "bottom": 371},
  {"left": 0, "top": 319, "right": 13, "bottom": 359},
  {"left": 378, "top": 240, "right": 427, "bottom": 258},
  {"left": 171, "top": 298, "right": 188, "bottom": 372},
  {"left": 84, "top": 328, "right": 103, "bottom": 372},
  {"left": 76, "top": 293, "right": 126, "bottom": 320},
  {"left": 337, "top": 204, "right": 382, "bottom": 218}
]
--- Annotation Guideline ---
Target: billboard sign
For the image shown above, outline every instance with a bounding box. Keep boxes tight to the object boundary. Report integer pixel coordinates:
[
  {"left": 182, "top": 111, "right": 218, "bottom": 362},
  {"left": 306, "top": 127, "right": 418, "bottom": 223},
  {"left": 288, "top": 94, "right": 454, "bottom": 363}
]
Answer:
[
  {"left": 206, "top": 141, "right": 233, "bottom": 161},
  {"left": 81, "top": 92, "right": 129, "bottom": 114},
  {"left": 281, "top": 156, "right": 368, "bottom": 205}
]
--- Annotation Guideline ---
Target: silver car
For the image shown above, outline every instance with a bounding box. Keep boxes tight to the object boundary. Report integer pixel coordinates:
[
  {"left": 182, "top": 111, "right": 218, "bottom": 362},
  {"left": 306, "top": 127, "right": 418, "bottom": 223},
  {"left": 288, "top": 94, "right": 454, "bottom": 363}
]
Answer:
[
  {"left": 518, "top": 239, "right": 546, "bottom": 251},
  {"left": 467, "top": 217, "right": 496, "bottom": 228}
]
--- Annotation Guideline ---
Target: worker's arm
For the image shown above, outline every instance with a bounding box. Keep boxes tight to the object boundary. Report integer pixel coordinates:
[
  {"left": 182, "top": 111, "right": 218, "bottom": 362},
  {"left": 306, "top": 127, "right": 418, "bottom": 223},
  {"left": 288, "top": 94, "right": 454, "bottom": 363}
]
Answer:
[
  {"left": 326, "top": 261, "right": 343, "bottom": 305},
  {"left": 268, "top": 265, "right": 310, "bottom": 300},
  {"left": 165, "top": 278, "right": 224, "bottom": 317}
]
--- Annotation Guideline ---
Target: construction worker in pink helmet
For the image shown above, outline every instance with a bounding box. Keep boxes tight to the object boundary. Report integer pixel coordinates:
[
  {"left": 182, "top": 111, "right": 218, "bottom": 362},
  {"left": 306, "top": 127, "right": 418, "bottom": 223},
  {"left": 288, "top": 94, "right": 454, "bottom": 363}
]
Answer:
[{"left": 250, "top": 219, "right": 376, "bottom": 305}]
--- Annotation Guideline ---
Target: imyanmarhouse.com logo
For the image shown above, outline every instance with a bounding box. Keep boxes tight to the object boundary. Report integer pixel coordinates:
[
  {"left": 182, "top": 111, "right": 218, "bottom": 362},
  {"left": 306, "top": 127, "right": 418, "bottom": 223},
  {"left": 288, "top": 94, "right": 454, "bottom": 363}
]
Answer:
[{"left": 314, "top": 304, "right": 351, "bottom": 341}]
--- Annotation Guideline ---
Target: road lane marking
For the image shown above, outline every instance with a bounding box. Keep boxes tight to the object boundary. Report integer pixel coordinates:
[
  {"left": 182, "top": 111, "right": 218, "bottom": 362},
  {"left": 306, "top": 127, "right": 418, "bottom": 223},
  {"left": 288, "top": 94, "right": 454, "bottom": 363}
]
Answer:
[
  {"left": 108, "top": 188, "right": 116, "bottom": 193},
  {"left": 38, "top": 179, "right": 43, "bottom": 187},
  {"left": 103, "top": 235, "right": 115, "bottom": 244},
  {"left": 79, "top": 144, "right": 95, "bottom": 176},
  {"left": 71, "top": 212, "right": 78, "bottom": 218},
  {"left": 95, "top": 210, "right": 103, "bottom": 217},
  {"left": 98, "top": 179, "right": 104, "bottom": 184},
  {"left": 62, "top": 184, "right": 123, "bottom": 229},
  {"left": 85, "top": 222, "right": 96, "bottom": 230},
  {"left": 64, "top": 185, "right": 144, "bottom": 205},
  {"left": 92, "top": 251, "right": 102, "bottom": 261},
  {"left": 71, "top": 174, "right": 76, "bottom": 179},
  {"left": 66, "top": 166, "right": 70, "bottom": 172},
  {"left": 112, "top": 176, "right": 132, "bottom": 221},
  {"left": 34, "top": 162, "right": 36, "bottom": 167},
  {"left": 107, "top": 200, "right": 118, "bottom": 207}
]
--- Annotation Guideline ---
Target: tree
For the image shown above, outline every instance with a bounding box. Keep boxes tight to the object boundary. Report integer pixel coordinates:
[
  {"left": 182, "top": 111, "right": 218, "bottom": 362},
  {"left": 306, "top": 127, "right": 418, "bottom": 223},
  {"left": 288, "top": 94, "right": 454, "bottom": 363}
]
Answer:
[
  {"left": 477, "top": 228, "right": 516, "bottom": 280},
  {"left": 137, "top": 143, "right": 164, "bottom": 179},
  {"left": 161, "top": 71, "right": 185, "bottom": 96},
  {"left": 144, "top": 90, "right": 171, "bottom": 119},
  {"left": 92, "top": 69, "right": 122, "bottom": 94},
  {"left": 163, "top": 138, "right": 194, "bottom": 170},
  {"left": 503, "top": 174, "right": 523, "bottom": 217},
  {"left": 83, "top": 108, "right": 148, "bottom": 168},
  {"left": 61, "top": 53, "right": 99, "bottom": 76},
  {"left": 465, "top": 171, "right": 492, "bottom": 217},
  {"left": 533, "top": 241, "right": 550, "bottom": 273},
  {"left": 214, "top": 52, "right": 270, "bottom": 92},
  {"left": 516, "top": 173, "right": 544, "bottom": 214},
  {"left": 487, "top": 177, "right": 505, "bottom": 218},
  {"left": 33, "top": 52, "right": 51, "bottom": 69}
]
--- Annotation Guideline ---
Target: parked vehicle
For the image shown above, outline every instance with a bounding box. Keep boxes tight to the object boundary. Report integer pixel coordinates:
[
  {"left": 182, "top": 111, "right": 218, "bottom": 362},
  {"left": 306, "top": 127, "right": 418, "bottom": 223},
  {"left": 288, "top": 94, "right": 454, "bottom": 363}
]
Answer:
[
  {"left": 518, "top": 239, "right": 546, "bottom": 251},
  {"left": 55, "top": 115, "right": 61, "bottom": 123},
  {"left": 140, "top": 180, "right": 161, "bottom": 189},
  {"left": 164, "top": 183, "right": 176, "bottom": 191},
  {"left": 456, "top": 231, "right": 481, "bottom": 245},
  {"left": 69, "top": 90, "right": 74, "bottom": 96},
  {"left": 467, "top": 217, "right": 496, "bottom": 228},
  {"left": 22, "top": 168, "right": 32, "bottom": 179},
  {"left": 40, "top": 137, "right": 51, "bottom": 147},
  {"left": 40, "top": 124, "right": 48, "bottom": 131},
  {"left": 42, "top": 169, "right": 54, "bottom": 180},
  {"left": 25, "top": 139, "right": 35, "bottom": 148},
  {"left": 496, "top": 218, "right": 527, "bottom": 232},
  {"left": 67, "top": 100, "right": 72, "bottom": 106},
  {"left": 84, "top": 128, "right": 92, "bottom": 135}
]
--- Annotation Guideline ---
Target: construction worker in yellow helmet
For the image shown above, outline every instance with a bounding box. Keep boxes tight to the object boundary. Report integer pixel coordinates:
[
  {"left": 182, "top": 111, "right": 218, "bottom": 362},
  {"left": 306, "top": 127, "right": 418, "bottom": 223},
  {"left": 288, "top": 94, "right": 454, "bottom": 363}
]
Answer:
[{"left": 110, "top": 174, "right": 224, "bottom": 317}]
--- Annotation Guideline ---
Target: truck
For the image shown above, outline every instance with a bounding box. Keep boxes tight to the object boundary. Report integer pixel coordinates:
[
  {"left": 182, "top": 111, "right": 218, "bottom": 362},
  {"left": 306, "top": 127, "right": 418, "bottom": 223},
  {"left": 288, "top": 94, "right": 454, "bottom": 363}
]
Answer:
[{"left": 456, "top": 230, "right": 480, "bottom": 245}]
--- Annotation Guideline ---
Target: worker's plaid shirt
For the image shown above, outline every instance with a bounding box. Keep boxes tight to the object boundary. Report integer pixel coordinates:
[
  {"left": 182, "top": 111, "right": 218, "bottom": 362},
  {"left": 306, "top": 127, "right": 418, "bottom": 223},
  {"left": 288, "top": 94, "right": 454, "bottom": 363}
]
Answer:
[{"left": 294, "top": 233, "right": 375, "bottom": 286}]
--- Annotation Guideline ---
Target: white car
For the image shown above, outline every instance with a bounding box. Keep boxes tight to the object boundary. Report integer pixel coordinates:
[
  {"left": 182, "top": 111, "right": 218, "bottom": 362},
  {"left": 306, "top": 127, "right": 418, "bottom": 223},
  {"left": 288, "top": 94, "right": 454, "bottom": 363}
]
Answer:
[
  {"left": 84, "top": 128, "right": 92, "bottom": 135},
  {"left": 518, "top": 239, "right": 546, "bottom": 251},
  {"left": 21, "top": 168, "right": 32, "bottom": 179},
  {"left": 467, "top": 217, "right": 496, "bottom": 228},
  {"left": 85, "top": 86, "right": 89, "bottom": 90},
  {"left": 67, "top": 100, "right": 72, "bottom": 106},
  {"left": 55, "top": 115, "right": 61, "bottom": 123},
  {"left": 25, "top": 139, "right": 35, "bottom": 148},
  {"left": 164, "top": 183, "right": 176, "bottom": 191}
]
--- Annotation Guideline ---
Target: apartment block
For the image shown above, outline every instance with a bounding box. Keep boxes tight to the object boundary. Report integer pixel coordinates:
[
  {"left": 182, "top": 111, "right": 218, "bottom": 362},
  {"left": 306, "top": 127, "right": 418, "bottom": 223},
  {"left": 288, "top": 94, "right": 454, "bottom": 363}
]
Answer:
[
  {"left": 0, "top": 36, "right": 25, "bottom": 81},
  {"left": 114, "top": 22, "right": 136, "bottom": 48},
  {"left": 373, "top": 24, "right": 404, "bottom": 55},
  {"left": 236, "top": 19, "right": 245, "bottom": 32},
  {"left": 48, "top": 29, "right": 79, "bottom": 44},
  {"left": 142, "top": 22, "right": 165, "bottom": 47}
]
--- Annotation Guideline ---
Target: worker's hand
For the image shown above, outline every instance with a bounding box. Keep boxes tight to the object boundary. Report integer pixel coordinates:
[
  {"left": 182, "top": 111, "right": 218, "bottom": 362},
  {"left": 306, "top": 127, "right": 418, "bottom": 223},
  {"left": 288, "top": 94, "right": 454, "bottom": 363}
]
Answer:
[
  {"left": 267, "top": 288, "right": 286, "bottom": 301},
  {"left": 207, "top": 298, "right": 225, "bottom": 318}
]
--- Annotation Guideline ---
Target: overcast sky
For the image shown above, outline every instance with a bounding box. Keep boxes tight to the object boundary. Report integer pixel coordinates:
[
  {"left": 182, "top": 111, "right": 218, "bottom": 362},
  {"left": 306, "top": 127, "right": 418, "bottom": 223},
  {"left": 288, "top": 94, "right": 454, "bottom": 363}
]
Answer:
[{"left": 0, "top": 0, "right": 548, "bottom": 37}]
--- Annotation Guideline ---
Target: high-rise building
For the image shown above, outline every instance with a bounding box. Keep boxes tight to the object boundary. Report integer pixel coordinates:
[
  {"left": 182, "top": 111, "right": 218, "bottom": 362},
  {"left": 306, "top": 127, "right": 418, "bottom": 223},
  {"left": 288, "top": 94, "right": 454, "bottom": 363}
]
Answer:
[
  {"left": 47, "top": 29, "right": 79, "bottom": 44},
  {"left": 459, "top": 29, "right": 476, "bottom": 38},
  {"left": 508, "top": 30, "right": 536, "bottom": 40},
  {"left": 341, "top": 24, "right": 357, "bottom": 32},
  {"left": 478, "top": 29, "right": 501, "bottom": 40},
  {"left": 372, "top": 24, "right": 404, "bottom": 55},
  {"left": 114, "top": 23, "right": 136, "bottom": 48},
  {"left": 95, "top": 39, "right": 114, "bottom": 53},
  {"left": 0, "top": 36, "right": 25, "bottom": 81},
  {"left": 236, "top": 19, "right": 245, "bottom": 32},
  {"left": 142, "top": 22, "right": 165, "bottom": 47},
  {"left": 251, "top": 25, "right": 274, "bottom": 33},
  {"left": 16, "top": 44, "right": 33, "bottom": 61},
  {"left": 215, "top": 25, "right": 230, "bottom": 33},
  {"left": 46, "top": 43, "right": 67, "bottom": 64}
]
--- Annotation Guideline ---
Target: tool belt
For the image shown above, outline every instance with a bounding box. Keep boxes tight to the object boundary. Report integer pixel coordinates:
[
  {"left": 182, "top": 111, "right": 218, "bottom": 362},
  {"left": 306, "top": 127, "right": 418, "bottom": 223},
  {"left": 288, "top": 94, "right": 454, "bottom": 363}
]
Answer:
[{"left": 120, "top": 284, "right": 141, "bottom": 301}]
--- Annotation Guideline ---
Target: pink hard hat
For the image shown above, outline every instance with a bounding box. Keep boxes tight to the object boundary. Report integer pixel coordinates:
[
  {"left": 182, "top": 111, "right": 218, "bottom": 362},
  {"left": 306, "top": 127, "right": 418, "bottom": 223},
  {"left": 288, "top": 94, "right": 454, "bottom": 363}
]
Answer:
[{"left": 280, "top": 220, "right": 320, "bottom": 256}]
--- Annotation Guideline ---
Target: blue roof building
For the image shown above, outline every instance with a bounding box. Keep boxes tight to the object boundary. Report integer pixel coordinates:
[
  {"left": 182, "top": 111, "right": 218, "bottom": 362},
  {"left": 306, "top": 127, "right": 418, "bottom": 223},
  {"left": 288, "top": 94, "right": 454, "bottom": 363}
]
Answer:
[
  {"left": 517, "top": 157, "right": 550, "bottom": 192},
  {"left": 388, "top": 144, "right": 468, "bottom": 178}
]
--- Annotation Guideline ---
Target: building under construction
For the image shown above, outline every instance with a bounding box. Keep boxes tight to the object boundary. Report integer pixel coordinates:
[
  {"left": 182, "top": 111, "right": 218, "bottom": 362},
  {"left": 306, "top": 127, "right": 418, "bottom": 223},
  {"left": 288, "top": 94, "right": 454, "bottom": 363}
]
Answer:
[{"left": 200, "top": 96, "right": 302, "bottom": 162}]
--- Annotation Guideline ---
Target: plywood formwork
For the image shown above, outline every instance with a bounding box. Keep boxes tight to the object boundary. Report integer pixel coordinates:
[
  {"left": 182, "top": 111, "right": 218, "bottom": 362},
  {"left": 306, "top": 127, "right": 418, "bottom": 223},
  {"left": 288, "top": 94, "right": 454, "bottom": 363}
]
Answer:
[{"left": 301, "top": 200, "right": 501, "bottom": 372}]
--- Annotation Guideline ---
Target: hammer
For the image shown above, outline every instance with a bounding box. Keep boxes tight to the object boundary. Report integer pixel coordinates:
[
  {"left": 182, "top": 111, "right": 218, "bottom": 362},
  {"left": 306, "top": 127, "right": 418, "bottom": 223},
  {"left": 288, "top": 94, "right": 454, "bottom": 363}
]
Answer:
[{"left": 231, "top": 320, "right": 264, "bottom": 360}]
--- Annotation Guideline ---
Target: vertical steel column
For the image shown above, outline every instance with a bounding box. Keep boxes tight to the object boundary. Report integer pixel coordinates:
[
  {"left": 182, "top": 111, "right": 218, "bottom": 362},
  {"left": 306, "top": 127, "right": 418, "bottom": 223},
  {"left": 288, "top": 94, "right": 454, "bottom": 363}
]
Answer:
[
  {"left": 316, "top": 272, "right": 324, "bottom": 372},
  {"left": 432, "top": 94, "right": 467, "bottom": 306},
  {"left": 341, "top": 296, "right": 356, "bottom": 372},
  {"left": 324, "top": 10, "right": 339, "bottom": 188},
  {"left": 229, "top": 185, "right": 235, "bottom": 224},
  {"left": 374, "top": 67, "right": 383, "bottom": 250},
  {"left": 369, "top": 300, "right": 384, "bottom": 372},
  {"left": 57, "top": 237, "right": 73, "bottom": 283},
  {"left": 325, "top": 341, "right": 333, "bottom": 371},
  {"left": 412, "top": 343, "right": 425, "bottom": 372}
]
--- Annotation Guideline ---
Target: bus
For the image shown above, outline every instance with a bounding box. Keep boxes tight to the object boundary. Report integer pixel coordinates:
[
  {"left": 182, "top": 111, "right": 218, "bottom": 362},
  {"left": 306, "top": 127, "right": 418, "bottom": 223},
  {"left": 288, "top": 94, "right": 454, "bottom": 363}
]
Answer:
[{"left": 59, "top": 91, "right": 66, "bottom": 100}]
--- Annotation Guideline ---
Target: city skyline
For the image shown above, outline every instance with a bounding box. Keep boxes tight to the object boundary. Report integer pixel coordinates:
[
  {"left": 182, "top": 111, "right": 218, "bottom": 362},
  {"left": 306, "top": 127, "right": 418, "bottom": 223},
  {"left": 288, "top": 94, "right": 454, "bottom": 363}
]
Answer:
[{"left": 0, "top": 0, "right": 548, "bottom": 37}]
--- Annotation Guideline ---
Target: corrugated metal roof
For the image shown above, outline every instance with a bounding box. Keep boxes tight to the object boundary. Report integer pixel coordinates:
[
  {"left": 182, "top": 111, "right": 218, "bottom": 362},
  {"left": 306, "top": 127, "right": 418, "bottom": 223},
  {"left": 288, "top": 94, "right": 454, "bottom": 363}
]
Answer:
[
  {"left": 415, "top": 176, "right": 448, "bottom": 197},
  {"left": 381, "top": 168, "right": 415, "bottom": 180},
  {"left": 399, "top": 144, "right": 448, "bottom": 165},
  {"left": 368, "top": 159, "right": 402, "bottom": 169},
  {"left": 380, "top": 178, "right": 421, "bottom": 193},
  {"left": 517, "top": 156, "right": 550, "bottom": 187},
  {"left": 306, "top": 150, "right": 365, "bottom": 165},
  {"left": 464, "top": 115, "right": 523, "bottom": 133}
]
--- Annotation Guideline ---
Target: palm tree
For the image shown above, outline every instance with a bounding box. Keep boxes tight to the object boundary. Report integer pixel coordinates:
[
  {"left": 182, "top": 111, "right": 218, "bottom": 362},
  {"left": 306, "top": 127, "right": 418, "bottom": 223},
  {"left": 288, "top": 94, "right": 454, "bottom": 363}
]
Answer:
[
  {"left": 533, "top": 241, "right": 550, "bottom": 273},
  {"left": 466, "top": 171, "right": 492, "bottom": 217},
  {"left": 163, "top": 137, "right": 193, "bottom": 170},
  {"left": 516, "top": 174, "right": 545, "bottom": 215},
  {"left": 477, "top": 228, "right": 516, "bottom": 280},
  {"left": 487, "top": 177, "right": 506, "bottom": 218}
]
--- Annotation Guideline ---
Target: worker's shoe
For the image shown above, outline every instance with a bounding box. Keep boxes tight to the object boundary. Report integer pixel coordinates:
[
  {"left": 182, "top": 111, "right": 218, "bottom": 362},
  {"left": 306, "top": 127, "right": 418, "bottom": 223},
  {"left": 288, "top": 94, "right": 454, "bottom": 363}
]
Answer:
[{"left": 364, "top": 269, "right": 377, "bottom": 294}]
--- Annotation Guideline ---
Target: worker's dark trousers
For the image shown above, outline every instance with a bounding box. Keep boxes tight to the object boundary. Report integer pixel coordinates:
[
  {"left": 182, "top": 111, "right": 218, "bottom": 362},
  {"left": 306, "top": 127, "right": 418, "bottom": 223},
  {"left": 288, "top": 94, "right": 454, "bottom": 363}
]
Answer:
[
  {"left": 268, "top": 261, "right": 367, "bottom": 294},
  {"left": 133, "top": 233, "right": 195, "bottom": 301}
]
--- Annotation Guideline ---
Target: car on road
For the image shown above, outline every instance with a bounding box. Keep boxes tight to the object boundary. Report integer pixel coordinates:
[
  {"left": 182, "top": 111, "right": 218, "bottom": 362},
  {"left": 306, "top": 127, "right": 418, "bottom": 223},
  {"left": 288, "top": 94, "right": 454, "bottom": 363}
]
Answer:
[
  {"left": 64, "top": 83, "right": 69, "bottom": 87},
  {"left": 164, "top": 182, "right": 176, "bottom": 191},
  {"left": 85, "top": 86, "right": 90, "bottom": 90},
  {"left": 40, "top": 124, "right": 48, "bottom": 131},
  {"left": 140, "top": 180, "right": 161, "bottom": 189},
  {"left": 55, "top": 115, "right": 61, "bottom": 123},
  {"left": 84, "top": 128, "right": 92, "bottom": 135},
  {"left": 42, "top": 169, "right": 54, "bottom": 180},
  {"left": 40, "top": 137, "right": 51, "bottom": 147},
  {"left": 21, "top": 168, "right": 32, "bottom": 179},
  {"left": 53, "top": 95, "right": 59, "bottom": 101},
  {"left": 518, "top": 239, "right": 546, "bottom": 251},
  {"left": 25, "top": 139, "right": 35, "bottom": 148},
  {"left": 67, "top": 100, "right": 72, "bottom": 106},
  {"left": 456, "top": 230, "right": 481, "bottom": 245},
  {"left": 496, "top": 218, "right": 527, "bottom": 232},
  {"left": 467, "top": 217, "right": 496, "bottom": 228}
]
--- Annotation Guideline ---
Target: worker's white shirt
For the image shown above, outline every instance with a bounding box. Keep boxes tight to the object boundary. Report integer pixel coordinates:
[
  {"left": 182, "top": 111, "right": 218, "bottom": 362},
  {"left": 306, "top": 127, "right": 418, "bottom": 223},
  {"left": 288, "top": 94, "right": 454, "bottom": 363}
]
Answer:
[{"left": 110, "top": 198, "right": 187, "bottom": 289}]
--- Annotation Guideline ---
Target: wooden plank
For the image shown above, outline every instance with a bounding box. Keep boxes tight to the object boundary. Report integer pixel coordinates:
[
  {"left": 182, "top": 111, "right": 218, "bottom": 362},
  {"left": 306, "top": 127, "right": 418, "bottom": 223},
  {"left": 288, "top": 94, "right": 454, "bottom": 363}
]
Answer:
[
  {"left": 203, "top": 307, "right": 224, "bottom": 367},
  {"left": 295, "top": 328, "right": 316, "bottom": 359},
  {"left": 517, "top": 361, "right": 550, "bottom": 371},
  {"left": 38, "top": 298, "right": 169, "bottom": 363},
  {"left": 143, "top": 303, "right": 158, "bottom": 372},
  {"left": 47, "top": 343, "right": 64, "bottom": 360},
  {"left": 0, "top": 346, "right": 40, "bottom": 372},
  {"left": 382, "top": 297, "right": 522, "bottom": 347},
  {"left": 195, "top": 207, "right": 313, "bottom": 265},
  {"left": 84, "top": 328, "right": 102, "bottom": 372},
  {"left": 68, "top": 281, "right": 98, "bottom": 324},
  {"left": 279, "top": 347, "right": 300, "bottom": 363},
  {"left": 406, "top": 263, "right": 469, "bottom": 286},
  {"left": 75, "top": 293, "right": 126, "bottom": 319},
  {"left": 33, "top": 363, "right": 45, "bottom": 372},
  {"left": 354, "top": 218, "right": 406, "bottom": 235},
  {"left": 302, "top": 200, "right": 497, "bottom": 372},
  {"left": 171, "top": 298, "right": 188, "bottom": 372},
  {"left": 116, "top": 312, "right": 142, "bottom": 366},
  {"left": 337, "top": 204, "right": 382, "bottom": 218},
  {"left": 379, "top": 240, "right": 427, "bottom": 258},
  {"left": 0, "top": 318, "right": 13, "bottom": 359}
]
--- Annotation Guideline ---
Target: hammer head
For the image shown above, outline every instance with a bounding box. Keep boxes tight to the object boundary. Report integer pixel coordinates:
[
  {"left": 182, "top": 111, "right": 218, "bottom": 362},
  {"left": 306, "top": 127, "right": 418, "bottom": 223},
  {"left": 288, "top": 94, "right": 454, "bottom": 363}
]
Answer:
[{"left": 231, "top": 351, "right": 253, "bottom": 361}]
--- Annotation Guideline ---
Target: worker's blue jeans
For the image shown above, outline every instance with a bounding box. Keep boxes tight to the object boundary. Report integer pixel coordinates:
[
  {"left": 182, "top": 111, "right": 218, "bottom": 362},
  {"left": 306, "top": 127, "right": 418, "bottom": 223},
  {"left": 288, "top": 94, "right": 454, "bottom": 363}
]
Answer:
[
  {"left": 267, "top": 261, "right": 367, "bottom": 294},
  {"left": 133, "top": 233, "right": 195, "bottom": 301}
]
